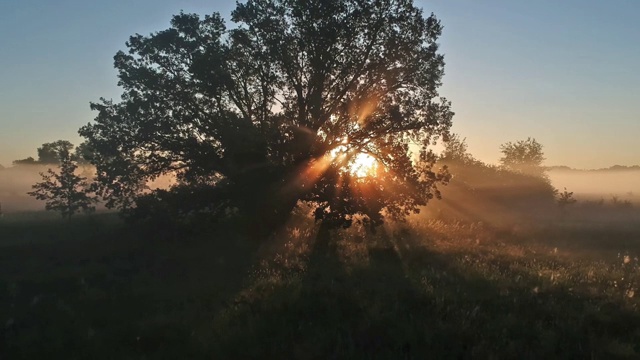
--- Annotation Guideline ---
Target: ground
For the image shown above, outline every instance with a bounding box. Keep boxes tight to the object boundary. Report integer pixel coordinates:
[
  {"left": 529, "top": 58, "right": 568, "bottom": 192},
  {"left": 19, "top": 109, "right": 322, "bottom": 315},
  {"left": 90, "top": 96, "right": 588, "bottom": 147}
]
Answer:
[{"left": 1, "top": 211, "right": 640, "bottom": 359}]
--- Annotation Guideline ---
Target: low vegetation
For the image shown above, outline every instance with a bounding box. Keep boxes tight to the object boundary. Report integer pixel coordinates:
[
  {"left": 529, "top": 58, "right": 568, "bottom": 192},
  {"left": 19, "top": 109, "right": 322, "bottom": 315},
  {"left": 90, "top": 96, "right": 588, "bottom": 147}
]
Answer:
[{"left": 1, "top": 209, "right": 640, "bottom": 359}]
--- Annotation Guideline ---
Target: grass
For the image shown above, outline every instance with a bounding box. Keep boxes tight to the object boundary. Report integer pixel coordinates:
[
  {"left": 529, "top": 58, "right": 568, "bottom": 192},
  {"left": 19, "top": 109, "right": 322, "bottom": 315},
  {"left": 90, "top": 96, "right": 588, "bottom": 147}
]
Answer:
[{"left": 1, "top": 211, "right": 640, "bottom": 359}]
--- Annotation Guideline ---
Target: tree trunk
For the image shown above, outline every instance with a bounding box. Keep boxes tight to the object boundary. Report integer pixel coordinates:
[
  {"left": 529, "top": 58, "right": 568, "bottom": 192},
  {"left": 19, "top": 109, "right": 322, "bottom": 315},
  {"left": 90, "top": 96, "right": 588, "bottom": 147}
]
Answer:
[{"left": 237, "top": 165, "right": 308, "bottom": 240}]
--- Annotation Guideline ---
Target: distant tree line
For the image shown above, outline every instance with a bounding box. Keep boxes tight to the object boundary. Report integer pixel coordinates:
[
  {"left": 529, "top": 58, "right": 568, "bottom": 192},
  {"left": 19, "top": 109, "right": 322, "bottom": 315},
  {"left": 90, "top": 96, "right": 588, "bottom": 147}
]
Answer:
[
  {"left": 548, "top": 165, "right": 640, "bottom": 172},
  {"left": 12, "top": 140, "right": 94, "bottom": 166},
  {"left": 441, "top": 134, "right": 548, "bottom": 178}
]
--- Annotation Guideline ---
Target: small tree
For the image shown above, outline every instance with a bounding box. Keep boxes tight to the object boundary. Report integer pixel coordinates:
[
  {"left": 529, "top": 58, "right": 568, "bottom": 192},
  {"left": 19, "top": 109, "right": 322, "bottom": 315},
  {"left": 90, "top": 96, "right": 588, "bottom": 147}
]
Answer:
[
  {"left": 499, "top": 137, "right": 546, "bottom": 177},
  {"left": 557, "top": 187, "right": 577, "bottom": 210},
  {"left": 28, "top": 150, "right": 98, "bottom": 219}
]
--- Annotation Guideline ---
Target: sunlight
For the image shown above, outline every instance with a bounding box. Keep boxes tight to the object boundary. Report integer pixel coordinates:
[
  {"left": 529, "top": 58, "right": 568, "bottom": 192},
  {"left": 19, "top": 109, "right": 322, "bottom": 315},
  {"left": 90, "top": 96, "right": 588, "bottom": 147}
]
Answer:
[
  {"left": 350, "top": 152, "right": 378, "bottom": 177},
  {"left": 329, "top": 144, "right": 379, "bottom": 178}
]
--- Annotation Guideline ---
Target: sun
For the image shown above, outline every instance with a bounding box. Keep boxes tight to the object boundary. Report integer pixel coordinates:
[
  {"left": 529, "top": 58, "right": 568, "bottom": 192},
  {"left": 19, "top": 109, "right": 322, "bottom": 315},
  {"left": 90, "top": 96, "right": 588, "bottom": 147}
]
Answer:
[
  {"left": 350, "top": 152, "right": 378, "bottom": 177},
  {"left": 329, "top": 144, "right": 378, "bottom": 177}
]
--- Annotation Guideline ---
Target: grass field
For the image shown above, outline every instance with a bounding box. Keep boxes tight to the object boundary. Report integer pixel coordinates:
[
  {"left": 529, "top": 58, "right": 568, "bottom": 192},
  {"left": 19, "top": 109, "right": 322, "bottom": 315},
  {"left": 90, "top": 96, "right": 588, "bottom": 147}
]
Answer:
[{"left": 1, "top": 211, "right": 640, "bottom": 359}]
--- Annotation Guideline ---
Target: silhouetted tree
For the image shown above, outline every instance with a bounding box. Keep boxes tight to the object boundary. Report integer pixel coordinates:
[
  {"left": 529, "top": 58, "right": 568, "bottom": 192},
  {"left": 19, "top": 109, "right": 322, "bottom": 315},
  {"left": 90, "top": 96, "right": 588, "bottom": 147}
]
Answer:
[
  {"left": 499, "top": 138, "right": 546, "bottom": 177},
  {"left": 12, "top": 140, "right": 80, "bottom": 166},
  {"left": 73, "top": 141, "right": 96, "bottom": 164},
  {"left": 79, "top": 0, "right": 453, "bottom": 233},
  {"left": 37, "top": 140, "right": 74, "bottom": 164},
  {"left": 28, "top": 150, "right": 97, "bottom": 219}
]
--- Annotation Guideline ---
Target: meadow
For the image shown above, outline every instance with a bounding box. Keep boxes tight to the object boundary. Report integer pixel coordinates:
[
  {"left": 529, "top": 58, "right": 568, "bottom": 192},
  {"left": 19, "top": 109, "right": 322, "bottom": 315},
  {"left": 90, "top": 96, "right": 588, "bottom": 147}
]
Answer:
[
  {"left": 2, "top": 0, "right": 638, "bottom": 358},
  {"left": 2, "top": 206, "right": 640, "bottom": 359}
]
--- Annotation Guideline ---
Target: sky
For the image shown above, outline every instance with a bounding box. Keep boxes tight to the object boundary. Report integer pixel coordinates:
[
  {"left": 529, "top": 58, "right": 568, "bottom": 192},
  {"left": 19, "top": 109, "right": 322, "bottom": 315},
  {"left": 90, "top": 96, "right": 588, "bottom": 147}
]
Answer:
[{"left": 0, "top": 0, "right": 638, "bottom": 169}]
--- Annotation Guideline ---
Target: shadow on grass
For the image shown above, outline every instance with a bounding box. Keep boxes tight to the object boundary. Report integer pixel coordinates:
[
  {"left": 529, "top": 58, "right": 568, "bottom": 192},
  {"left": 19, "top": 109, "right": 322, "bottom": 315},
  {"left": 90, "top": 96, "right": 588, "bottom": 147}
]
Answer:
[
  {"left": 2, "top": 215, "right": 640, "bottom": 359},
  {"left": 209, "top": 224, "right": 640, "bottom": 359}
]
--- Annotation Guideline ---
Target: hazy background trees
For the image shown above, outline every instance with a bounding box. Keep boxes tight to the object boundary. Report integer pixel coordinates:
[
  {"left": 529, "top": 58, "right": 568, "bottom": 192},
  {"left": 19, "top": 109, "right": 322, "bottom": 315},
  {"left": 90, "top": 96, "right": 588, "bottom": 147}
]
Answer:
[
  {"left": 12, "top": 157, "right": 37, "bottom": 166},
  {"left": 499, "top": 137, "right": 546, "bottom": 177},
  {"left": 12, "top": 140, "right": 94, "bottom": 166},
  {"left": 36, "top": 140, "right": 74, "bottom": 164}
]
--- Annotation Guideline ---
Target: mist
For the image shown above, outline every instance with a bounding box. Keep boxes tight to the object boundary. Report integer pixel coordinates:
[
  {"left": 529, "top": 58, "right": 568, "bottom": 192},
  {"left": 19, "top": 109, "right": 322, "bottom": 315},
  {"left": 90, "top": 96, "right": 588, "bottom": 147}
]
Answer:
[
  {"left": 3, "top": 164, "right": 640, "bottom": 215},
  {"left": 0, "top": 165, "right": 52, "bottom": 212},
  {"left": 547, "top": 168, "right": 640, "bottom": 203},
  {"left": 0, "top": 165, "right": 176, "bottom": 214}
]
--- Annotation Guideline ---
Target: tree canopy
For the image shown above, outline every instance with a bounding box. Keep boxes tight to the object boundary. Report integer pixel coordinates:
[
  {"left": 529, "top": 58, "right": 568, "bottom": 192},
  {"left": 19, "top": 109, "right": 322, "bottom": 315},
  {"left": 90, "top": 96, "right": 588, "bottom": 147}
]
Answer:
[{"left": 79, "top": 0, "right": 454, "bottom": 232}]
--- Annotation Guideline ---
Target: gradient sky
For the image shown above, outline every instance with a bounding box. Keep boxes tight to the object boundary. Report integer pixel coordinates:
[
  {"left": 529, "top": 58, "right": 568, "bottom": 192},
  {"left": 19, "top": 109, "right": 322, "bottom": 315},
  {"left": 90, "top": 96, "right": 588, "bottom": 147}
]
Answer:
[{"left": 1, "top": 0, "right": 638, "bottom": 169}]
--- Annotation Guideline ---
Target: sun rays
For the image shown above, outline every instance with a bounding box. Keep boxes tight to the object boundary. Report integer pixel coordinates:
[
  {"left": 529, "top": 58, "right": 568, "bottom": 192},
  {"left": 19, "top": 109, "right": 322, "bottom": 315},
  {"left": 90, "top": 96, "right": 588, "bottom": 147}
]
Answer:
[
  {"left": 329, "top": 141, "right": 380, "bottom": 178},
  {"left": 350, "top": 152, "right": 378, "bottom": 177}
]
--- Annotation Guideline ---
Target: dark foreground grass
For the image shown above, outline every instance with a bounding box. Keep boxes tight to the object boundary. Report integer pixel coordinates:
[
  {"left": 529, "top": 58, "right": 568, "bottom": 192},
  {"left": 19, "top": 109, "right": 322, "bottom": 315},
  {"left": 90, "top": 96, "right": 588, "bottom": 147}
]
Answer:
[{"left": 1, "top": 212, "right": 640, "bottom": 359}]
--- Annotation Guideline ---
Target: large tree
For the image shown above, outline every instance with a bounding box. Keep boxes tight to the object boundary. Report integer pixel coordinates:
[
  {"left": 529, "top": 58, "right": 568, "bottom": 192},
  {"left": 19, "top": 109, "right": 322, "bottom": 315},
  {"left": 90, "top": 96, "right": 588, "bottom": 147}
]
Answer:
[{"left": 79, "top": 0, "right": 453, "bottom": 233}]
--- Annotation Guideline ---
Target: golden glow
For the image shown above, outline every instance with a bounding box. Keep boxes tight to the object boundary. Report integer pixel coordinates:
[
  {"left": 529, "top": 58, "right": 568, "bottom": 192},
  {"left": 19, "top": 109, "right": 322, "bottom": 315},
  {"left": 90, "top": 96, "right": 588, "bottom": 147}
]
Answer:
[
  {"left": 350, "top": 152, "right": 378, "bottom": 177},
  {"left": 330, "top": 144, "right": 378, "bottom": 178}
]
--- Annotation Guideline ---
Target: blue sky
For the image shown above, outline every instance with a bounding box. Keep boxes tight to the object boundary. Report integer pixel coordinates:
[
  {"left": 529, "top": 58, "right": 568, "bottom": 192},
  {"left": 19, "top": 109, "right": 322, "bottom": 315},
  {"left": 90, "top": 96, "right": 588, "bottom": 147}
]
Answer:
[{"left": 1, "top": 0, "right": 638, "bottom": 169}]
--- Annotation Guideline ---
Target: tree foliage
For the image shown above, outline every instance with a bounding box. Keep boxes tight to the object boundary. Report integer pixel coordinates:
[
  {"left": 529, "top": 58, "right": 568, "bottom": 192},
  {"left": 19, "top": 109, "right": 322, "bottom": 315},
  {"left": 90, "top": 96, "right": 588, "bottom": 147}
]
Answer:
[
  {"left": 499, "top": 138, "right": 546, "bottom": 177},
  {"left": 27, "top": 150, "right": 97, "bottom": 218},
  {"left": 37, "top": 140, "right": 75, "bottom": 164},
  {"left": 79, "top": 0, "right": 453, "bottom": 231},
  {"left": 73, "top": 141, "right": 96, "bottom": 164}
]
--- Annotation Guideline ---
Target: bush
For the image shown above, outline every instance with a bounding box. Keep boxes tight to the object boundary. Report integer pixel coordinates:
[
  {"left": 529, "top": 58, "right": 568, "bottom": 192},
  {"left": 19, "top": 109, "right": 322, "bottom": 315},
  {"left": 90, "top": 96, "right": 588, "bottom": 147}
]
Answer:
[{"left": 557, "top": 188, "right": 577, "bottom": 210}]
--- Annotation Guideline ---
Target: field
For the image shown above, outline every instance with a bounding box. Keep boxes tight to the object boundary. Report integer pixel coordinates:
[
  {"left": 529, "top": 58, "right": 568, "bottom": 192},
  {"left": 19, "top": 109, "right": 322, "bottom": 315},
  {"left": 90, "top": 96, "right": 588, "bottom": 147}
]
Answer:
[{"left": 2, "top": 210, "right": 640, "bottom": 359}]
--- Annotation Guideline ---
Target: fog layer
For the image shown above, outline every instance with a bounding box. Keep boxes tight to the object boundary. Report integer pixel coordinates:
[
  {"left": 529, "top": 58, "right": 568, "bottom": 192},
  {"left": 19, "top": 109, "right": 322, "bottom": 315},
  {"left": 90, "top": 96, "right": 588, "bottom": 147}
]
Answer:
[
  {"left": 547, "top": 169, "right": 640, "bottom": 202},
  {"left": 1, "top": 166, "right": 639, "bottom": 214}
]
